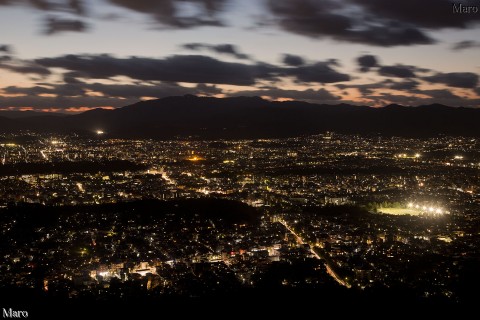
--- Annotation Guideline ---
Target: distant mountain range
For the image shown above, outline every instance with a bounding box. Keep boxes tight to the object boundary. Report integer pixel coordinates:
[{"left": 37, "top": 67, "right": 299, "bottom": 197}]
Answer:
[{"left": 1, "top": 95, "right": 480, "bottom": 138}]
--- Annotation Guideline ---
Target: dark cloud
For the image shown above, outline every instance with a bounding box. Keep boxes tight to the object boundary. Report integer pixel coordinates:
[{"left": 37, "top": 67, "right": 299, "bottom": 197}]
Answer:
[
  {"left": 386, "top": 79, "right": 419, "bottom": 91},
  {"left": 337, "top": 79, "right": 419, "bottom": 95},
  {"left": 2, "top": 81, "right": 167, "bottom": 99},
  {"left": 63, "top": 72, "right": 83, "bottom": 84},
  {"left": 267, "top": 0, "right": 480, "bottom": 47},
  {"left": 35, "top": 54, "right": 260, "bottom": 85},
  {"left": 424, "top": 72, "right": 479, "bottom": 88},
  {"left": 0, "top": 0, "right": 226, "bottom": 32},
  {"left": 0, "top": 45, "right": 11, "bottom": 53},
  {"left": 452, "top": 40, "right": 480, "bottom": 51},
  {"left": 3, "top": 83, "right": 84, "bottom": 96},
  {"left": 266, "top": 0, "right": 434, "bottom": 46},
  {"left": 45, "top": 17, "right": 88, "bottom": 35},
  {"left": 282, "top": 54, "right": 305, "bottom": 66},
  {"left": 0, "top": 60, "right": 51, "bottom": 75},
  {"left": 212, "top": 44, "right": 250, "bottom": 59},
  {"left": 364, "top": 94, "right": 414, "bottom": 106},
  {"left": 3, "top": 85, "right": 54, "bottom": 96},
  {"left": 348, "top": 24, "right": 433, "bottom": 47},
  {"left": 0, "top": 0, "right": 478, "bottom": 47},
  {"left": 232, "top": 87, "right": 340, "bottom": 103},
  {"left": 267, "top": 0, "right": 355, "bottom": 38},
  {"left": 182, "top": 43, "right": 250, "bottom": 59},
  {"left": 0, "top": 94, "right": 136, "bottom": 110},
  {"left": 338, "top": 76, "right": 480, "bottom": 106},
  {"left": 182, "top": 43, "right": 203, "bottom": 50},
  {"left": 85, "top": 82, "right": 193, "bottom": 98},
  {"left": 0, "top": 81, "right": 223, "bottom": 110},
  {"left": 357, "top": 55, "right": 378, "bottom": 72},
  {"left": 367, "top": 90, "right": 480, "bottom": 107},
  {"left": 108, "top": 0, "right": 226, "bottom": 28},
  {"left": 352, "top": 0, "right": 480, "bottom": 29},
  {"left": 82, "top": 82, "right": 222, "bottom": 99},
  {"left": 0, "top": 1, "right": 88, "bottom": 36},
  {"left": 68, "top": 0, "right": 86, "bottom": 15},
  {"left": 288, "top": 61, "right": 350, "bottom": 83},
  {"left": 421, "top": 89, "right": 463, "bottom": 100},
  {"left": 0, "top": 0, "right": 85, "bottom": 14},
  {"left": 355, "top": 55, "right": 437, "bottom": 83},
  {"left": 8, "top": 82, "right": 216, "bottom": 100},
  {"left": 378, "top": 65, "right": 416, "bottom": 78},
  {"left": 336, "top": 83, "right": 376, "bottom": 95},
  {"left": 3, "top": 80, "right": 193, "bottom": 99},
  {"left": 29, "top": 0, "right": 55, "bottom": 11},
  {"left": 34, "top": 54, "right": 350, "bottom": 86},
  {"left": 195, "top": 83, "right": 222, "bottom": 95}
]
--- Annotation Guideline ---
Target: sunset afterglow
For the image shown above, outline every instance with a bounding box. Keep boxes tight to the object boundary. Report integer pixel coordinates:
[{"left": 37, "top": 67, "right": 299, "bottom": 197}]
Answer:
[{"left": 0, "top": 0, "right": 478, "bottom": 113}]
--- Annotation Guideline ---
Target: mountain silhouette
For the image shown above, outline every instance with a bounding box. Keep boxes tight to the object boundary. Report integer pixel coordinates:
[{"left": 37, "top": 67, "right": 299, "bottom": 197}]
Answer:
[{"left": 1, "top": 95, "right": 479, "bottom": 138}]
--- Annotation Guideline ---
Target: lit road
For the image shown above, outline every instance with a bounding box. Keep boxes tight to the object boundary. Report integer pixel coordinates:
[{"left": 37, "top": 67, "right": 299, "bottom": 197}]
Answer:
[
  {"left": 40, "top": 150, "right": 49, "bottom": 161},
  {"left": 278, "top": 219, "right": 351, "bottom": 288},
  {"left": 159, "top": 167, "right": 176, "bottom": 185},
  {"left": 76, "top": 182, "right": 85, "bottom": 193}
]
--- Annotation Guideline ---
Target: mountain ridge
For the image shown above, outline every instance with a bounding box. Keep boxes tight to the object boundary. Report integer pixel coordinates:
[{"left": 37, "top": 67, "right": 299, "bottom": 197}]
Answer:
[{"left": 1, "top": 95, "right": 479, "bottom": 138}]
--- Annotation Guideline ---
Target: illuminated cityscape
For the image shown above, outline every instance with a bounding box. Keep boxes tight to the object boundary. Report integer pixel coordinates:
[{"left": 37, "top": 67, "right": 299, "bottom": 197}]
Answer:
[
  {"left": 1, "top": 131, "right": 478, "bottom": 310},
  {"left": 0, "top": 0, "right": 479, "bottom": 315}
]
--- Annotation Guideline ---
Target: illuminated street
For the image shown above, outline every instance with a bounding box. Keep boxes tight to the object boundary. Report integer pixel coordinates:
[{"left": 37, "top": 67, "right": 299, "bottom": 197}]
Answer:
[{"left": 278, "top": 219, "right": 351, "bottom": 288}]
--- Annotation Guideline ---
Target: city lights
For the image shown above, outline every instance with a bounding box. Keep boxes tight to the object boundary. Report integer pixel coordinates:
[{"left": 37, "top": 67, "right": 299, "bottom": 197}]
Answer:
[
  {"left": 0, "top": 132, "right": 472, "bottom": 307},
  {"left": 406, "top": 202, "right": 446, "bottom": 216},
  {"left": 395, "top": 153, "right": 422, "bottom": 159},
  {"left": 0, "top": 0, "right": 479, "bottom": 309},
  {"left": 187, "top": 155, "right": 205, "bottom": 161}
]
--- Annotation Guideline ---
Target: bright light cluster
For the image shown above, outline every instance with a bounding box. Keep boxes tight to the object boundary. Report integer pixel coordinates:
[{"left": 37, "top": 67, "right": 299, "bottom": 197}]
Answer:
[
  {"left": 395, "top": 153, "right": 421, "bottom": 159},
  {"left": 408, "top": 202, "right": 446, "bottom": 215}
]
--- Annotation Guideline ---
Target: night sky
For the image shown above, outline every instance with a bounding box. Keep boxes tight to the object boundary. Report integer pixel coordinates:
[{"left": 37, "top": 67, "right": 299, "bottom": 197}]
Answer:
[{"left": 0, "top": 0, "right": 479, "bottom": 113}]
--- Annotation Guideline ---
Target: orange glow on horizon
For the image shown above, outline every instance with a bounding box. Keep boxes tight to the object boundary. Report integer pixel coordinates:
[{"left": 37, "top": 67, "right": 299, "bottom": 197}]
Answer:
[
  {"left": 0, "top": 106, "right": 35, "bottom": 111},
  {"left": 0, "top": 106, "right": 116, "bottom": 114},
  {"left": 274, "top": 97, "right": 294, "bottom": 102},
  {"left": 64, "top": 106, "right": 115, "bottom": 113}
]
